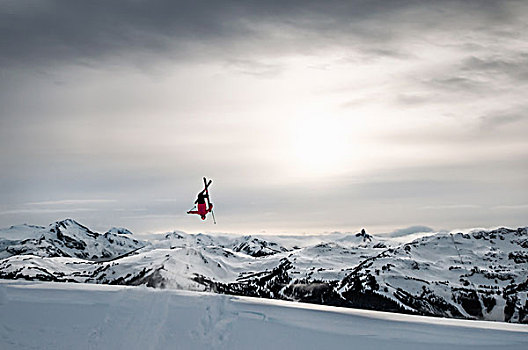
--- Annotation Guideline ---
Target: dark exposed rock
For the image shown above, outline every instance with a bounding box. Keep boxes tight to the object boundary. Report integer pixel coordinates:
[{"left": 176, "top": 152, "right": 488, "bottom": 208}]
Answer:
[
  {"left": 453, "top": 289, "right": 483, "bottom": 318},
  {"left": 342, "top": 287, "right": 408, "bottom": 314},
  {"left": 482, "top": 295, "right": 496, "bottom": 313},
  {"left": 504, "top": 296, "right": 517, "bottom": 322},
  {"left": 508, "top": 251, "right": 528, "bottom": 263},
  {"left": 355, "top": 229, "right": 373, "bottom": 242},
  {"left": 394, "top": 287, "right": 463, "bottom": 318},
  {"left": 198, "top": 258, "right": 293, "bottom": 298}
]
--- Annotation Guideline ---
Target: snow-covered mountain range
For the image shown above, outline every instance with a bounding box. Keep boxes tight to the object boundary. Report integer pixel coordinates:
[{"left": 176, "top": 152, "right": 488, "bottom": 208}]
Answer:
[
  {"left": 0, "top": 219, "right": 144, "bottom": 261},
  {"left": 1, "top": 219, "right": 527, "bottom": 323}
]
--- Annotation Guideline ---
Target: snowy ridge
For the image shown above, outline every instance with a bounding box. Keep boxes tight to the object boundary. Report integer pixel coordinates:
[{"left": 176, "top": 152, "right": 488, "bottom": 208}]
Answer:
[
  {"left": 231, "top": 236, "right": 289, "bottom": 257},
  {"left": 0, "top": 219, "right": 145, "bottom": 261},
  {"left": 1, "top": 220, "right": 527, "bottom": 323}
]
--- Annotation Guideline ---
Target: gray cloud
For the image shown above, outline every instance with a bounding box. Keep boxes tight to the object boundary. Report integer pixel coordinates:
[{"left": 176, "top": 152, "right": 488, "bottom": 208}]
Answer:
[
  {"left": 389, "top": 225, "right": 434, "bottom": 237},
  {"left": 0, "top": 208, "right": 96, "bottom": 216},
  {"left": 461, "top": 55, "right": 528, "bottom": 82},
  {"left": 420, "top": 53, "right": 528, "bottom": 99},
  {"left": 427, "top": 76, "right": 489, "bottom": 93},
  {"left": 480, "top": 109, "right": 527, "bottom": 130},
  {"left": 1, "top": 0, "right": 523, "bottom": 70},
  {"left": 27, "top": 199, "right": 116, "bottom": 206},
  {"left": 418, "top": 53, "right": 528, "bottom": 103},
  {"left": 493, "top": 204, "right": 528, "bottom": 210},
  {"left": 1, "top": 0, "right": 528, "bottom": 234},
  {"left": 224, "top": 59, "right": 284, "bottom": 78},
  {"left": 421, "top": 204, "right": 481, "bottom": 210}
]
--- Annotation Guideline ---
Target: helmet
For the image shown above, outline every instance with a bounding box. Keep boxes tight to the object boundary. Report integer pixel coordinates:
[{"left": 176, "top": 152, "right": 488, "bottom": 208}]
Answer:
[{"left": 201, "top": 215, "right": 206, "bottom": 220}]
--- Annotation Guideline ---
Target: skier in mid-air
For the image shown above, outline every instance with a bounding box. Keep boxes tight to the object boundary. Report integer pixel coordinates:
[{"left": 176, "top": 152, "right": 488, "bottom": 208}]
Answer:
[{"left": 187, "top": 178, "right": 214, "bottom": 221}]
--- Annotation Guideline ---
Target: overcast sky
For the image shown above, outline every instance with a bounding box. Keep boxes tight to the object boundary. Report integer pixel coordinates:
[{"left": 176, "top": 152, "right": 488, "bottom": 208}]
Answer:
[{"left": 1, "top": 0, "right": 527, "bottom": 235}]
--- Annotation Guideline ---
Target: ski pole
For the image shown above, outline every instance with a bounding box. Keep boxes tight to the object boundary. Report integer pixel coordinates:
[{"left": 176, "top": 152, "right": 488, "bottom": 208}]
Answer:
[{"left": 211, "top": 209, "right": 217, "bottom": 224}]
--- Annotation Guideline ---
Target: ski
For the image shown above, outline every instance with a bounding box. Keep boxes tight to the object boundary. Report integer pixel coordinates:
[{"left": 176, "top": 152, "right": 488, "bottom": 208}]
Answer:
[{"left": 203, "top": 177, "right": 212, "bottom": 192}]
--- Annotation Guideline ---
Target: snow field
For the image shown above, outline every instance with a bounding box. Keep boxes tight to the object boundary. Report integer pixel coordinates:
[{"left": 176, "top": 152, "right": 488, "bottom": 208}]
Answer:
[{"left": 0, "top": 281, "right": 527, "bottom": 350}]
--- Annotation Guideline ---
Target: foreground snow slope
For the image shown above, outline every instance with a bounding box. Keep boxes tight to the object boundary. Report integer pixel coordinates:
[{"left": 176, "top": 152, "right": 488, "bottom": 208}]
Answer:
[{"left": 0, "top": 281, "right": 526, "bottom": 350}]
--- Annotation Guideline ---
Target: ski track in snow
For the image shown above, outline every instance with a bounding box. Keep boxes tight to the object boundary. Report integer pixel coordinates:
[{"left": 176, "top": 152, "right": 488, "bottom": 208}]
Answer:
[
  {"left": 0, "top": 281, "right": 527, "bottom": 350},
  {"left": 191, "top": 294, "right": 235, "bottom": 349},
  {"left": 88, "top": 288, "right": 171, "bottom": 350}
]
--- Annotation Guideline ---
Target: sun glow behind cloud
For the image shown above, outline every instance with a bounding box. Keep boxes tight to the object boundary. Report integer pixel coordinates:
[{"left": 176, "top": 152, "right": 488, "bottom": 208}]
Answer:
[{"left": 291, "top": 115, "right": 350, "bottom": 176}]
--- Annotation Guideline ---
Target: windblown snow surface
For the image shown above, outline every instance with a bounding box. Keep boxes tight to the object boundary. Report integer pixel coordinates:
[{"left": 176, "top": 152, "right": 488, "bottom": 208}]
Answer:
[{"left": 0, "top": 280, "right": 526, "bottom": 350}]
